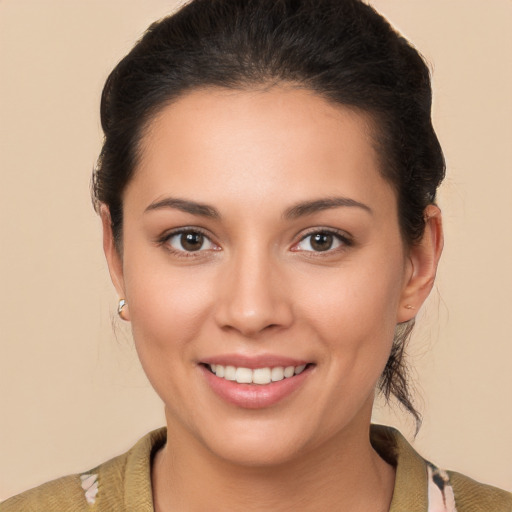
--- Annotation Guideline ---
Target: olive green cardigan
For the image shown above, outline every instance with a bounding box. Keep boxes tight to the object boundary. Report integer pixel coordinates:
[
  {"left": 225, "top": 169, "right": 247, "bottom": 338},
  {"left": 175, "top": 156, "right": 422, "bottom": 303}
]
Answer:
[{"left": 2, "top": 426, "right": 510, "bottom": 511}]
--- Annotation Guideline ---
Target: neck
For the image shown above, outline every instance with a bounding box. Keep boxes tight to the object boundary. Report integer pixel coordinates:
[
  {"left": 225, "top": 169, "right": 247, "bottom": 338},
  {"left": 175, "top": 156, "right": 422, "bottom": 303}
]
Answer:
[{"left": 152, "top": 408, "right": 394, "bottom": 512}]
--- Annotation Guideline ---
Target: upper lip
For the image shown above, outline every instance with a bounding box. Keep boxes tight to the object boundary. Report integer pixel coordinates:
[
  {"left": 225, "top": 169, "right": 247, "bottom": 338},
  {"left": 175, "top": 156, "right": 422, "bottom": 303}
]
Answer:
[{"left": 200, "top": 354, "right": 311, "bottom": 369}]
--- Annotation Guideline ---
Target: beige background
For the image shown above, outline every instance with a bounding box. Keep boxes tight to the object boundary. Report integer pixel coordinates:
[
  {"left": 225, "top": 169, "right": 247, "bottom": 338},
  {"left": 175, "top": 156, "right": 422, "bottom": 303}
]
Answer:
[{"left": 1, "top": 0, "right": 511, "bottom": 501}]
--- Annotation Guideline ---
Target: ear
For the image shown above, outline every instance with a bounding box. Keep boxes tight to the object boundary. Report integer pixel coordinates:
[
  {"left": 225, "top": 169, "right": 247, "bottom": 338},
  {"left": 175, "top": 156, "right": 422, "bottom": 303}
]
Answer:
[
  {"left": 397, "top": 205, "right": 443, "bottom": 323},
  {"left": 100, "top": 205, "right": 130, "bottom": 321}
]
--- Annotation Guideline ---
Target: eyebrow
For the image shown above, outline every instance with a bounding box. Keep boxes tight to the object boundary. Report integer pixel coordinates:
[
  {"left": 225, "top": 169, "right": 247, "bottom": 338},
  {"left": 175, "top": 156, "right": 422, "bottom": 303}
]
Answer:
[
  {"left": 144, "top": 195, "right": 372, "bottom": 220},
  {"left": 144, "top": 198, "right": 220, "bottom": 219},
  {"left": 284, "top": 197, "right": 373, "bottom": 219}
]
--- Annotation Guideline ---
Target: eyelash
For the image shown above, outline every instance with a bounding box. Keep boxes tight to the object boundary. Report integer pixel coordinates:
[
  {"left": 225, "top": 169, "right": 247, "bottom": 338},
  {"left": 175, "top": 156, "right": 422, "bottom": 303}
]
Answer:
[
  {"left": 157, "top": 227, "right": 353, "bottom": 258},
  {"left": 158, "top": 227, "right": 219, "bottom": 258},
  {"left": 292, "top": 228, "right": 353, "bottom": 255}
]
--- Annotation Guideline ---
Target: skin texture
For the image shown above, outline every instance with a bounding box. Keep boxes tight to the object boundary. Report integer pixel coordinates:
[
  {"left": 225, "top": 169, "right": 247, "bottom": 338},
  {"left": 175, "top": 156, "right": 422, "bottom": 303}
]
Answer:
[{"left": 102, "top": 86, "right": 443, "bottom": 511}]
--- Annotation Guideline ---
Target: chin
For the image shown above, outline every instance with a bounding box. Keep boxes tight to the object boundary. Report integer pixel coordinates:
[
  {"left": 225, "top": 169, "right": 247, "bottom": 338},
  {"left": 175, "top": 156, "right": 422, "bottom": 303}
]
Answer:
[
  {"left": 203, "top": 427, "right": 312, "bottom": 468},
  {"left": 188, "top": 406, "right": 357, "bottom": 469}
]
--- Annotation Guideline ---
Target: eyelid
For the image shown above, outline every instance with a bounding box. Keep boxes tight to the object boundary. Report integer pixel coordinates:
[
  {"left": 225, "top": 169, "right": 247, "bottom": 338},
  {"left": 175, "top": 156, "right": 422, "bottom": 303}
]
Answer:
[
  {"left": 156, "top": 226, "right": 352, "bottom": 256},
  {"left": 158, "top": 226, "right": 220, "bottom": 254},
  {"left": 291, "top": 227, "right": 353, "bottom": 252}
]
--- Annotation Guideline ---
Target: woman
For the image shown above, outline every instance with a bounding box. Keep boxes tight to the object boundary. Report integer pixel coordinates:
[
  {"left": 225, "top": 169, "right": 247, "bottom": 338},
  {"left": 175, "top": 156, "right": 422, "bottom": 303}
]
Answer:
[{"left": 2, "top": 0, "right": 510, "bottom": 510}]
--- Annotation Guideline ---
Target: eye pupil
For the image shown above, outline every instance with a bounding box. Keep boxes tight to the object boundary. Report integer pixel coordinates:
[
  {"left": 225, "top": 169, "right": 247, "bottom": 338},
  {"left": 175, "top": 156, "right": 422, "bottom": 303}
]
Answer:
[
  {"left": 311, "top": 233, "right": 333, "bottom": 251},
  {"left": 181, "top": 232, "right": 204, "bottom": 251}
]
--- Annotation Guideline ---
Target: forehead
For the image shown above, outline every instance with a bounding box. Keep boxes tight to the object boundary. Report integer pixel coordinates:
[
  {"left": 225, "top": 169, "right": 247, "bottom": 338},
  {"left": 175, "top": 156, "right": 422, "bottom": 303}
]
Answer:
[{"left": 129, "top": 86, "right": 395, "bottom": 214}]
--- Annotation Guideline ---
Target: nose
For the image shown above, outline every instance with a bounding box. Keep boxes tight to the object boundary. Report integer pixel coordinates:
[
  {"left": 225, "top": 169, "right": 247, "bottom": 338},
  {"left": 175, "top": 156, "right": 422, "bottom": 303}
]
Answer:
[{"left": 214, "top": 246, "right": 294, "bottom": 337}]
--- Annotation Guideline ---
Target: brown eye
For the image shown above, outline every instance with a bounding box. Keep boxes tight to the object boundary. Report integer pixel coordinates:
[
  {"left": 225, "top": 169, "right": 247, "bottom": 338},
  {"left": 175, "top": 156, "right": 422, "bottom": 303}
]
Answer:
[
  {"left": 294, "top": 230, "right": 347, "bottom": 253},
  {"left": 181, "top": 232, "right": 204, "bottom": 251},
  {"left": 310, "top": 233, "right": 333, "bottom": 251},
  {"left": 166, "top": 230, "right": 215, "bottom": 253}
]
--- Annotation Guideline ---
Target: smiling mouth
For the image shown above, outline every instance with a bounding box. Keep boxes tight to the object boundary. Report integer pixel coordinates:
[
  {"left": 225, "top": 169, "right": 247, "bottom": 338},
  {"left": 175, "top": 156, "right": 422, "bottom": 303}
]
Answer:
[{"left": 204, "top": 363, "right": 311, "bottom": 385}]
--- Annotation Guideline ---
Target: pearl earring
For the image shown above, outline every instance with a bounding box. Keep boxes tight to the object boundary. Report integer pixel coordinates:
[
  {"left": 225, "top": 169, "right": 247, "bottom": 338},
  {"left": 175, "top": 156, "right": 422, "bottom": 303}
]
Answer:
[{"left": 117, "top": 299, "right": 129, "bottom": 320}]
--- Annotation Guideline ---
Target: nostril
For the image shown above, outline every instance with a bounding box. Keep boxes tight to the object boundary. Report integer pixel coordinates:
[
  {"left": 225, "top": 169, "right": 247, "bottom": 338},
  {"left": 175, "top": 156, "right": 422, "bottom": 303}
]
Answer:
[{"left": 213, "top": 275, "right": 294, "bottom": 336}]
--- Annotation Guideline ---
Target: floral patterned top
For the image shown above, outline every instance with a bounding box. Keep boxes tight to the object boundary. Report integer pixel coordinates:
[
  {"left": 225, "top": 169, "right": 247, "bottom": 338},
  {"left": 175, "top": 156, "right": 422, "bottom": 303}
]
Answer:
[{"left": 2, "top": 426, "right": 510, "bottom": 511}]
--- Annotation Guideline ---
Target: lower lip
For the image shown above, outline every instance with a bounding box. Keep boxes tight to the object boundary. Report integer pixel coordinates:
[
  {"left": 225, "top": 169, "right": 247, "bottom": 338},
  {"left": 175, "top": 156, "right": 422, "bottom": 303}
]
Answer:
[{"left": 200, "top": 365, "right": 313, "bottom": 409}]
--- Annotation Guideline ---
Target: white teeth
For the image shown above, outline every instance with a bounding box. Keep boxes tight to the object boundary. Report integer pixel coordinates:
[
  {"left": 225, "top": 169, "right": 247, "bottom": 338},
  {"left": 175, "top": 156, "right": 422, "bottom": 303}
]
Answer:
[
  {"left": 209, "top": 364, "right": 308, "bottom": 385},
  {"left": 283, "top": 366, "right": 295, "bottom": 378},
  {"left": 224, "top": 366, "right": 236, "bottom": 381},
  {"left": 253, "top": 367, "right": 272, "bottom": 385},
  {"left": 271, "top": 366, "right": 284, "bottom": 382},
  {"left": 294, "top": 364, "right": 306, "bottom": 375},
  {"left": 235, "top": 367, "right": 253, "bottom": 384}
]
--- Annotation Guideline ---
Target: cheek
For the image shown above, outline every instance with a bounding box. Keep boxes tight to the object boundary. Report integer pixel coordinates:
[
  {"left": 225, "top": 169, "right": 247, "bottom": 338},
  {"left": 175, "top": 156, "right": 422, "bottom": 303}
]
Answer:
[
  {"left": 122, "top": 260, "right": 220, "bottom": 418},
  {"left": 123, "top": 256, "right": 216, "bottom": 358},
  {"left": 294, "top": 253, "right": 405, "bottom": 372},
  {"left": 298, "top": 263, "right": 403, "bottom": 335}
]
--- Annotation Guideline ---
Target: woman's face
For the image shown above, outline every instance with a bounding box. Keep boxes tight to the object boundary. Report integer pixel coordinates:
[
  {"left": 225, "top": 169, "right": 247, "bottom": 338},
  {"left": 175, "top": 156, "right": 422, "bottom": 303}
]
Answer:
[{"left": 107, "top": 86, "right": 422, "bottom": 465}]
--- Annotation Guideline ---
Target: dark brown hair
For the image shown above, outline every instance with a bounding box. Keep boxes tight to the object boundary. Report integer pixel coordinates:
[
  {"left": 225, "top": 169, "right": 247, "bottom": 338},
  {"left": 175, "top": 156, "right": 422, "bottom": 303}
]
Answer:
[{"left": 93, "top": 0, "right": 445, "bottom": 427}]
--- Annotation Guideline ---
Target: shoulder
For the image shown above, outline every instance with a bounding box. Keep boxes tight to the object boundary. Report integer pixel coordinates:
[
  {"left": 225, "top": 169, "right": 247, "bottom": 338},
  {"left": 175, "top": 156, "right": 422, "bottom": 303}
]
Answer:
[
  {"left": 0, "top": 428, "right": 166, "bottom": 512},
  {"left": 425, "top": 462, "right": 512, "bottom": 512},
  {"left": 371, "top": 425, "right": 512, "bottom": 512},
  {"left": 448, "top": 470, "right": 512, "bottom": 512},
  {"left": 0, "top": 474, "right": 90, "bottom": 512}
]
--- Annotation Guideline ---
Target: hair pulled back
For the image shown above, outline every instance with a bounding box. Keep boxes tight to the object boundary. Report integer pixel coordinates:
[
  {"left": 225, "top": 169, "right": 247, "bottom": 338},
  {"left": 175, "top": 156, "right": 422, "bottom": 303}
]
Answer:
[{"left": 93, "top": 0, "right": 445, "bottom": 426}]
